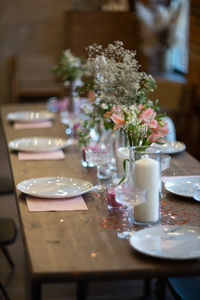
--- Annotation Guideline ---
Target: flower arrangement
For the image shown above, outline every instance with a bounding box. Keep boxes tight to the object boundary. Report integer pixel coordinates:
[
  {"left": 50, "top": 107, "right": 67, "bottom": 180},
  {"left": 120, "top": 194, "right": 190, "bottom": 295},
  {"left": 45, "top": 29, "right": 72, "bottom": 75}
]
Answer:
[
  {"left": 51, "top": 49, "right": 90, "bottom": 111},
  {"left": 52, "top": 49, "right": 88, "bottom": 86},
  {"left": 104, "top": 103, "right": 168, "bottom": 147},
  {"left": 77, "top": 41, "right": 168, "bottom": 147}
]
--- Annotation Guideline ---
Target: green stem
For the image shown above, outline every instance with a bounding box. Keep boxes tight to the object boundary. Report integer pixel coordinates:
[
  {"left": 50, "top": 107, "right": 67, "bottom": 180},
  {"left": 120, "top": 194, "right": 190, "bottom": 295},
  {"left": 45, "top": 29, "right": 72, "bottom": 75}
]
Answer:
[{"left": 128, "top": 134, "right": 133, "bottom": 147}]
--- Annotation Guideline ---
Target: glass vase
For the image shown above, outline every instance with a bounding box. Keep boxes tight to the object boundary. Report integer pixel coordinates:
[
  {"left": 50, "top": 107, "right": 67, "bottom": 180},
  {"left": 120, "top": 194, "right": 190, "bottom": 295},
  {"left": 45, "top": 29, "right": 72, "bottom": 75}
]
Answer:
[{"left": 128, "top": 146, "right": 161, "bottom": 225}]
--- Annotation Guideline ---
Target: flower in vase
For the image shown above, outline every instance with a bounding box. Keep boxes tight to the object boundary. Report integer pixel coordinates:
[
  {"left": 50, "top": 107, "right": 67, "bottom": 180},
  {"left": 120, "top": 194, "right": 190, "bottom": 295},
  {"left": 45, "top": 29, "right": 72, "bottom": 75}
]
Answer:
[
  {"left": 85, "top": 41, "right": 157, "bottom": 108},
  {"left": 51, "top": 49, "right": 91, "bottom": 111},
  {"left": 52, "top": 49, "right": 89, "bottom": 84},
  {"left": 77, "top": 41, "right": 167, "bottom": 147},
  {"left": 105, "top": 103, "right": 168, "bottom": 147}
]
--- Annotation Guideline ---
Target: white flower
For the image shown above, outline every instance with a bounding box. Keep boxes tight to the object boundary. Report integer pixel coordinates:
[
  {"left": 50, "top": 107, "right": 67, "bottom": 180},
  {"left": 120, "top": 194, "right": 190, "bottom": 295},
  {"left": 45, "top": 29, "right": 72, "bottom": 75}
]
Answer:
[
  {"left": 100, "top": 103, "right": 108, "bottom": 110},
  {"left": 86, "top": 41, "right": 156, "bottom": 107}
]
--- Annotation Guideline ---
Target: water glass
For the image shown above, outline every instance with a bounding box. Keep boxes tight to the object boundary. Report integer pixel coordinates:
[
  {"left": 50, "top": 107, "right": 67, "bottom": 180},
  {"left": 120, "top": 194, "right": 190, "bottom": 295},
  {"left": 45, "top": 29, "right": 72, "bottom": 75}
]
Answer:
[
  {"left": 85, "top": 145, "right": 112, "bottom": 190},
  {"left": 115, "top": 183, "right": 148, "bottom": 238},
  {"left": 161, "top": 154, "right": 171, "bottom": 198}
]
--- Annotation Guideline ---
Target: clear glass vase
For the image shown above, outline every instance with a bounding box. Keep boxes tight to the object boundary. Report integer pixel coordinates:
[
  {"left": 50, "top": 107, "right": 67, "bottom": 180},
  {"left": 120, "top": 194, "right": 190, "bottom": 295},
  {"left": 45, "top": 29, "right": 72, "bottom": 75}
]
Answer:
[{"left": 128, "top": 146, "right": 161, "bottom": 225}]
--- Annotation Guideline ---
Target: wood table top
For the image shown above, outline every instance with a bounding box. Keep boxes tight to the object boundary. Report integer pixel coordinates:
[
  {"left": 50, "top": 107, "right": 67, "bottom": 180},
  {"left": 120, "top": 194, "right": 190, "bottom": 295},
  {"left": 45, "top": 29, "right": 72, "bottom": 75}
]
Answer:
[{"left": 1, "top": 103, "right": 200, "bottom": 283}]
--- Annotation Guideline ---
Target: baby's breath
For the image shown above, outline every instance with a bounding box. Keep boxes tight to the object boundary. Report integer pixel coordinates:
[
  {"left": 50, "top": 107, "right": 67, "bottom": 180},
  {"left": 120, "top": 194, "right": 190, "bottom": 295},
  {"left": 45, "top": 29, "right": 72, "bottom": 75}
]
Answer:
[
  {"left": 85, "top": 41, "right": 156, "bottom": 108},
  {"left": 78, "top": 41, "right": 159, "bottom": 147}
]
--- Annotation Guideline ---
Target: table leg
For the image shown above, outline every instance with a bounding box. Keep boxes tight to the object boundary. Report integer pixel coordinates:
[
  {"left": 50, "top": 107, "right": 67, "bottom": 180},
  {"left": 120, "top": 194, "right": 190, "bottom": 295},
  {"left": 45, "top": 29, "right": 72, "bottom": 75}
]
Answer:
[
  {"left": 155, "top": 279, "right": 166, "bottom": 300},
  {"left": 144, "top": 279, "right": 151, "bottom": 297},
  {"left": 77, "top": 281, "right": 89, "bottom": 300},
  {"left": 30, "top": 281, "right": 41, "bottom": 300}
]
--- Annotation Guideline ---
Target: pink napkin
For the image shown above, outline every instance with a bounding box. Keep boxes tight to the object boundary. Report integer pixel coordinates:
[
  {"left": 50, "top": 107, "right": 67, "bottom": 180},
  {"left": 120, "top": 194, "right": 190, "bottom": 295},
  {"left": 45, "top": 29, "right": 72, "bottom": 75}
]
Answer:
[
  {"left": 14, "top": 121, "right": 53, "bottom": 129},
  {"left": 162, "top": 175, "right": 200, "bottom": 183},
  {"left": 18, "top": 150, "right": 65, "bottom": 160},
  {"left": 26, "top": 195, "right": 88, "bottom": 212}
]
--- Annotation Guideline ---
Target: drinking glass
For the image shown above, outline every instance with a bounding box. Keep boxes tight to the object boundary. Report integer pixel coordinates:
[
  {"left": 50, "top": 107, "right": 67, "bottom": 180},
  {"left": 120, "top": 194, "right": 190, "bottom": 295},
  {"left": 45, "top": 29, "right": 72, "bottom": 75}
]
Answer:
[
  {"left": 106, "top": 183, "right": 124, "bottom": 210},
  {"left": 85, "top": 145, "right": 112, "bottom": 191},
  {"left": 115, "top": 183, "right": 148, "bottom": 239},
  {"left": 60, "top": 111, "right": 80, "bottom": 146},
  {"left": 161, "top": 154, "right": 171, "bottom": 198}
]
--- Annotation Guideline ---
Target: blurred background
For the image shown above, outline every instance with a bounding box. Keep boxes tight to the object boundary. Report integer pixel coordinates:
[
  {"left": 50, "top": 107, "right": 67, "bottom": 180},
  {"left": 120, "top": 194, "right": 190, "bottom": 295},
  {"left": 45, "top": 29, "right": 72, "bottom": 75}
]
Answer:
[
  {"left": 0, "top": 1, "right": 199, "bottom": 299},
  {"left": 0, "top": 0, "right": 199, "bottom": 160}
]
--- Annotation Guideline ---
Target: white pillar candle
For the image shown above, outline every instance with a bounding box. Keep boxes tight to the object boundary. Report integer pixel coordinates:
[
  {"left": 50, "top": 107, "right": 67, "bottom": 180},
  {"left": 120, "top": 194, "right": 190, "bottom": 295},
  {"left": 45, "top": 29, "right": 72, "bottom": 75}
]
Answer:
[
  {"left": 134, "top": 157, "right": 160, "bottom": 223},
  {"left": 116, "top": 147, "right": 129, "bottom": 173}
]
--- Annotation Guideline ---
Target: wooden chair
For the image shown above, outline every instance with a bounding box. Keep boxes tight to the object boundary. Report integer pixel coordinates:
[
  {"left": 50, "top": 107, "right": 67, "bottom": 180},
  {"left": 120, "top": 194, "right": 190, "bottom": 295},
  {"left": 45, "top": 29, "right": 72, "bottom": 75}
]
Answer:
[
  {"left": 11, "top": 55, "right": 64, "bottom": 102},
  {"left": 184, "top": 84, "right": 200, "bottom": 160},
  {"left": 151, "top": 76, "right": 190, "bottom": 141},
  {"left": 0, "top": 218, "right": 17, "bottom": 300},
  {"left": 65, "top": 11, "right": 145, "bottom": 66}
]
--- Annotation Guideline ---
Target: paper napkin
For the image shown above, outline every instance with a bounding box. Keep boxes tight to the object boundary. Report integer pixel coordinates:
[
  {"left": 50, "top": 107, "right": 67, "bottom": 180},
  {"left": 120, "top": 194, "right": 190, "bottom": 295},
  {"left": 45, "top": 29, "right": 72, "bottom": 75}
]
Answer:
[
  {"left": 18, "top": 150, "right": 65, "bottom": 160},
  {"left": 26, "top": 195, "right": 88, "bottom": 212},
  {"left": 14, "top": 121, "right": 53, "bottom": 130}
]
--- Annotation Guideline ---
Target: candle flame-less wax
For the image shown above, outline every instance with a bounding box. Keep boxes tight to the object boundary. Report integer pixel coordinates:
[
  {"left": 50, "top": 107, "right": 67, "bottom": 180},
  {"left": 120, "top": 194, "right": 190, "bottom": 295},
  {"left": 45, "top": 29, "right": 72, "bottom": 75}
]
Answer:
[
  {"left": 116, "top": 147, "right": 129, "bottom": 173},
  {"left": 134, "top": 157, "right": 160, "bottom": 223}
]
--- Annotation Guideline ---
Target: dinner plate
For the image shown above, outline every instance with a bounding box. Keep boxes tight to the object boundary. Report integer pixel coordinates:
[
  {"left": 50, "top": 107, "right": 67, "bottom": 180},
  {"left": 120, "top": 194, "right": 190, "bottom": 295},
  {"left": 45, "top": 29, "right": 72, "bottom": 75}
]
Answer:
[
  {"left": 158, "top": 141, "right": 186, "bottom": 154},
  {"left": 8, "top": 137, "right": 68, "bottom": 152},
  {"left": 17, "top": 177, "right": 93, "bottom": 198},
  {"left": 129, "top": 225, "right": 200, "bottom": 260},
  {"left": 164, "top": 176, "right": 200, "bottom": 198},
  {"left": 6, "top": 110, "right": 55, "bottom": 122}
]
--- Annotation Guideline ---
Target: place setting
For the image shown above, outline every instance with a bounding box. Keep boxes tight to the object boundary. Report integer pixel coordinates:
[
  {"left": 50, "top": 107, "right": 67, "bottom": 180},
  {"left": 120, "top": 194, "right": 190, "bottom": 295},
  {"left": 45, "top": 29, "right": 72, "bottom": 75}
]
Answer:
[
  {"left": 6, "top": 110, "right": 55, "bottom": 129},
  {"left": 100, "top": 145, "right": 200, "bottom": 261},
  {"left": 154, "top": 140, "right": 186, "bottom": 155},
  {"left": 162, "top": 175, "right": 200, "bottom": 201},
  {"left": 8, "top": 136, "right": 68, "bottom": 160},
  {"left": 17, "top": 176, "right": 94, "bottom": 212}
]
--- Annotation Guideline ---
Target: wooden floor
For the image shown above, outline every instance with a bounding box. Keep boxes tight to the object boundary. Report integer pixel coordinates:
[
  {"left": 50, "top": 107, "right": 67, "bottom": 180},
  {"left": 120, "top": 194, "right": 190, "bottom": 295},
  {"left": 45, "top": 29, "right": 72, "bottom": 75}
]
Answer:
[{"left": 0, "top": 123, "right": 175, "bottom": 300}]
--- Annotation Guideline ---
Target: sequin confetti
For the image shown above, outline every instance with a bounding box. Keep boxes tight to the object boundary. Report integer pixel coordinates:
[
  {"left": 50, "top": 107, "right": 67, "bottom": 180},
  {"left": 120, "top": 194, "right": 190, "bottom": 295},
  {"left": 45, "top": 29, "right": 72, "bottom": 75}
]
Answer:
[
  {"left": 96, "top": 190, "right": 200, "bottom": 233},
  {"left": 90, "top": 252, "right": 97, "bottom": 258}
]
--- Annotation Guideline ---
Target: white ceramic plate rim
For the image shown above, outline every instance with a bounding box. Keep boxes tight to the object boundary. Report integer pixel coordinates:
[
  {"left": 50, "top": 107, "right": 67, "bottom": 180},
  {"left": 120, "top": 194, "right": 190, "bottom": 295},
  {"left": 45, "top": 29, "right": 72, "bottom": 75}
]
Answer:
[
  {"left": 6, "top": 111, "right": 55, "bottom": 122},
  {"left": 17, "top": 177, "right": 94, "bottom": 198},
  {"left": 158, "top": 141, "right": 186, "bottom": 154},
  {"left": 8, "top": 137, "right": 68, "bottom": 152},
  {"left": 164, "top": 176, "right": 200, "bottom": 198},
  {"left": 129, "top": 225, "right": 200, "bottom": 260}
]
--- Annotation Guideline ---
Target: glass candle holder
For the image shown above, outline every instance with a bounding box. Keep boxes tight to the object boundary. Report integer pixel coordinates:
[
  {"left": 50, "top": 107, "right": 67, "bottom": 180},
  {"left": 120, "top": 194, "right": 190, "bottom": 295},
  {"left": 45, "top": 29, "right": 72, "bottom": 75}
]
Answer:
[
  {"left": 106, "top": 183, "right": 123, "bottom": 210},
  {"left": 129, "top": 146, "right": 161, "bottom": 225}
]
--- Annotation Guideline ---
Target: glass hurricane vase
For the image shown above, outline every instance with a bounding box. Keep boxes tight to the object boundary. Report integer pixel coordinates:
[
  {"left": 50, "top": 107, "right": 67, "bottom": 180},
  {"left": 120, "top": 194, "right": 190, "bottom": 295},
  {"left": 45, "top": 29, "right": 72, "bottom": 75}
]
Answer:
[{"left": 127, "top": 146, "right": 161, "bottom": 225}]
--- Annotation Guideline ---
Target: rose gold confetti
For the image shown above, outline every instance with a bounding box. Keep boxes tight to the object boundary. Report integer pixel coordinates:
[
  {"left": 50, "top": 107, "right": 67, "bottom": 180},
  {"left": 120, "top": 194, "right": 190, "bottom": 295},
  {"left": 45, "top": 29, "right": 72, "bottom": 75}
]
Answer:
[
  {"left": 95, "top": 191, "right": 199, "bottom": 234},
  {"left": 91, "top": 252, "right": 97, "bottom": 258}
]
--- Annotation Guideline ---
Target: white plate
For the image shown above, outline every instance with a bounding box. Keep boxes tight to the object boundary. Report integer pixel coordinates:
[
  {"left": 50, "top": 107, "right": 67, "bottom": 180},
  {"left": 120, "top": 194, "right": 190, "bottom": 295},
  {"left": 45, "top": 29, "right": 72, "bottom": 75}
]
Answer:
[
  {"left": 164, "top": 176, "right": 200, "bottom": 198},
  {"left": 6, "top": 111, "right": 55, "bottom": 122},
  {"left": 17, "top": 177, "right": 93, "bottom": 198},
  {"left": 8, "top": 137, "right": 68, "bottom": 152},
  {"left": 129, "top": 225, "right": 200, "bottom": 260},
  {"left": 158, "top": 141, "right": 186, "bottom": 154}
]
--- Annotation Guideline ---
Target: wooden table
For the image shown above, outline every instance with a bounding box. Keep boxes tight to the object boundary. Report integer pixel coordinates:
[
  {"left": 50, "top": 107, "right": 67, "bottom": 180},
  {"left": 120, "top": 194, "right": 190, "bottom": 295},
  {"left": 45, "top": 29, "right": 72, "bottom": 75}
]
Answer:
[{"left": 1, "top": 103, "right": 200, "bottom": 300}]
